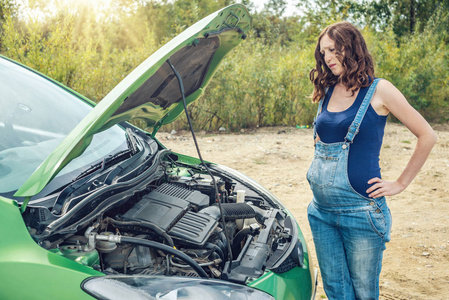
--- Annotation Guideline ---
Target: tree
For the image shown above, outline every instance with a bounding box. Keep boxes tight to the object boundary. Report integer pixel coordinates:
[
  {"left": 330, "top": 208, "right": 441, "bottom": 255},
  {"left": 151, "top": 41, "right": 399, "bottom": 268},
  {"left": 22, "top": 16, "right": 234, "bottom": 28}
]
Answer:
[
  {"left": 264, "top": 0, "right": 287, "bottom": 17},
  {"left": 387, "top": 0, "right": 449, "bottom": 36},
  {"left": 296, "top": 0, "right": 449, "bottom": 40}
]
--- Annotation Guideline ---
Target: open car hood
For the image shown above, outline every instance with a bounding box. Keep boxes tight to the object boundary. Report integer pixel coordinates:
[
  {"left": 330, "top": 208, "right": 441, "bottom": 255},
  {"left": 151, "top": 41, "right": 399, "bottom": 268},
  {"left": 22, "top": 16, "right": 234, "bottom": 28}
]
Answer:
[{"left": 15, "top": 4, "right": 251, "bottom": 199}]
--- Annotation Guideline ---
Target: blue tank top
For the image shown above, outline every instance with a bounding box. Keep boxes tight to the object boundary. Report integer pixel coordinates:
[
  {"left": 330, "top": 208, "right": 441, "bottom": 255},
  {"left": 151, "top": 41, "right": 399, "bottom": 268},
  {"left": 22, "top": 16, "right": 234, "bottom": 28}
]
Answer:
[{"left": 315, "top": 83, "right": 388, "bottom": 197}]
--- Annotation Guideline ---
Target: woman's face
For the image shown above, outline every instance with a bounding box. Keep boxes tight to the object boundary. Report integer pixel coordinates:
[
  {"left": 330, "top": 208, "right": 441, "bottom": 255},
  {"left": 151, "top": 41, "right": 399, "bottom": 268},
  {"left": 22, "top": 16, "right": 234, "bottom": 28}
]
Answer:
[{"left": 320, "top": 34, "right": 344, "bottom": 76}]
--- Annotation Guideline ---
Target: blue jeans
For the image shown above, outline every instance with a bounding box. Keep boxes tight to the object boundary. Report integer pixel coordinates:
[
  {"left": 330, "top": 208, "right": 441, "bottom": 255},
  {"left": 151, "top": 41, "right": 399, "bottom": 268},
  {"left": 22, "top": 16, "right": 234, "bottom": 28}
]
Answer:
[
  {"left": 308, "top": 199, "right": 391, "bottom": 300},
  {"left": 307, "top": 141, "right": 392, "bottom": 300}
]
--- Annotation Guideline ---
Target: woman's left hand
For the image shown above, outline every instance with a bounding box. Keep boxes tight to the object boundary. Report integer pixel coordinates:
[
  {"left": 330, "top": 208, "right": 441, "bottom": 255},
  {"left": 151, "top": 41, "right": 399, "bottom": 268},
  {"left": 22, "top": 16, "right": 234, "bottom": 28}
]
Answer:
[{"left": 366, "top": 177, "right": 405, "bottom": 198}]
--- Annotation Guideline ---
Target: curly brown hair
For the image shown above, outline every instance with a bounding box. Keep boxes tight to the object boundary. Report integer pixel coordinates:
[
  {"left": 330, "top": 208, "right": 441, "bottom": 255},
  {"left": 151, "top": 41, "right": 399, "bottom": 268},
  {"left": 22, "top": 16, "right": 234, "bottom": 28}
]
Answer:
[{"left": 309, "top": 22, "right": 375, "bottom": 103}]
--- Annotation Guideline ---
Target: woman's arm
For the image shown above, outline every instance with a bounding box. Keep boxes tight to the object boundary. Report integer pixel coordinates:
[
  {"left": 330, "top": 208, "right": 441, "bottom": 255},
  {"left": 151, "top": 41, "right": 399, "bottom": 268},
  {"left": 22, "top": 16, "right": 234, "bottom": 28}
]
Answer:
[{"left": 366, "top": 79, "right": 437, "bottom": 198}]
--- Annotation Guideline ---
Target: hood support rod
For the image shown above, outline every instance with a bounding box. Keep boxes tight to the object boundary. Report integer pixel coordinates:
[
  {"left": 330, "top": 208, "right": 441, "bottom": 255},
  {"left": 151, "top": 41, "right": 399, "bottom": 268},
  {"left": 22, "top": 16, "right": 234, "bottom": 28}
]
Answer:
[
  {"left": 166, "top": 58, "right": 234, "bottom": 271},
  {"left": 20, "top": 196, "right": 31, "bottom": 214}
]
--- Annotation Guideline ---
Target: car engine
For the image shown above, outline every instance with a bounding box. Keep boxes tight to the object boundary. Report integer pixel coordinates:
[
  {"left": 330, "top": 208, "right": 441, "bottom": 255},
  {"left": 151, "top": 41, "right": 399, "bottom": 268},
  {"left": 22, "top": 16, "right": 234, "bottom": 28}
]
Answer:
[{"left": 24, "top": 150, "right": 303, "bottom": 284}]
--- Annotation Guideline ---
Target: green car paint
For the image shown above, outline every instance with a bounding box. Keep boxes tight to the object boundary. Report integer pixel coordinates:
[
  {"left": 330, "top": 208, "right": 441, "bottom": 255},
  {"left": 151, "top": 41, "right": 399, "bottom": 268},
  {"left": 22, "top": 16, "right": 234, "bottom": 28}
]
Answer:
[
  {"left": 0, "top": 196, "right": 102, "bottom": 299},
  {"left": 0, "top": 4, "right": 317, "bottom": 299}
]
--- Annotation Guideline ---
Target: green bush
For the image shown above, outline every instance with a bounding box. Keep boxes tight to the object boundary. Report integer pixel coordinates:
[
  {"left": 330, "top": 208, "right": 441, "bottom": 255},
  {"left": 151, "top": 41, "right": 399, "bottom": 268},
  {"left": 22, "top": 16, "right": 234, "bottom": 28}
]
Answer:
[
  {"left": 169, "top": 38, "right": 317, "bottom": 131},
  {"left": 1, "top": 0, "right": 447, "bottom": 132}
]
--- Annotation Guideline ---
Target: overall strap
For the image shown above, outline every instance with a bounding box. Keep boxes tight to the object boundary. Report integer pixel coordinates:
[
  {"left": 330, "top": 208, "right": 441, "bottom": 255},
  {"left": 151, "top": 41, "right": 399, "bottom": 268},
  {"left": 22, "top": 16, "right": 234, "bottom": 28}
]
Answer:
[
  {"left": 313, "top": 99, "right": 324, "bottom": 140},
  {"left": 344, "top": 78, "right": 380, "bottom": 143},
  {"left": 313, "top": 87, "right": 328, "bottom": 141}
]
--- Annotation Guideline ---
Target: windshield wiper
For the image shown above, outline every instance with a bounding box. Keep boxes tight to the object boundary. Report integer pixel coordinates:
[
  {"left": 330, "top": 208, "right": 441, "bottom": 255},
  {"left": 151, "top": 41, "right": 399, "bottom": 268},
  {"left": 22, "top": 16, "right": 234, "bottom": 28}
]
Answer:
[
  {"left": 126, "top": 127, "right": 139, "bottom": 155},
  {"left": 52, "top": 130, "right": 156, "bottom": 215},
  {"left": 75, "top": 149, "right": 131, "bottom": 181},
  {"left": 72, "top": 128, "right": 139, "bottom": 181}
]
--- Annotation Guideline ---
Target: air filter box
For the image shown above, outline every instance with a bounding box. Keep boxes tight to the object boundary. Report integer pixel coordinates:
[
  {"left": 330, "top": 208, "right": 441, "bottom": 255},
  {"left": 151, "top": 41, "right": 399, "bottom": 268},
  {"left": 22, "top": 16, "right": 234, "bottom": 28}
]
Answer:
[{"left": 122, "top": 183, "right": 210, "bottom": 234}]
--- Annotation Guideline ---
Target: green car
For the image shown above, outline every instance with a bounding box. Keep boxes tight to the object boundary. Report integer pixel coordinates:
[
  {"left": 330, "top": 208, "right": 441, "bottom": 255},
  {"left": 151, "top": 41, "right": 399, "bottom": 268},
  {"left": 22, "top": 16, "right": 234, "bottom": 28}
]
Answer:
[{"left": 0, "top": 4, "right": 317, "bottom": 300}]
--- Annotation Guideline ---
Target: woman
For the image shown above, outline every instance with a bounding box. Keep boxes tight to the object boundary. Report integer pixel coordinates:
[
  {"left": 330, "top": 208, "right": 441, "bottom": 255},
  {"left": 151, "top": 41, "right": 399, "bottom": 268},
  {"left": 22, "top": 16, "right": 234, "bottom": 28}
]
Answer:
[{"left": 307, "top": 22, "right": 437, "bottom": 299}]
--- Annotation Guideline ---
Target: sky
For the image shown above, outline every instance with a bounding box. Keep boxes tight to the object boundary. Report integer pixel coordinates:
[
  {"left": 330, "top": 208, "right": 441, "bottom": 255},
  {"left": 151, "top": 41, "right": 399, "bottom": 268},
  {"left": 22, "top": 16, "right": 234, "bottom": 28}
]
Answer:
[{"left": 251, "top": 0, "right": 301, "bottom": 16}]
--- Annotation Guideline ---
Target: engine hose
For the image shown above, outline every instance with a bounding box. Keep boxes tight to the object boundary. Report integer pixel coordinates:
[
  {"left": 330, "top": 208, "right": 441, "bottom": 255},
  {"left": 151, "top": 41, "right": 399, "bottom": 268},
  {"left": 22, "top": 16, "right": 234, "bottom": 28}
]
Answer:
[
  {"left": 216, "top": 239, "right": 227, "bottom": 261},
  {"left": 250, "top": 205, "right": 267, "bottom": 224},
  {"left": 119, "top": 236, "right": 208, "bottom": 278},
  {"left": 218, "top": 231, "right": 229, "bottom": 259},
  {"left": 205, "top": 242, "right": 224, "bottom": 263},
  {"left": 231, "top": 227, "right": 252, "bottom": 258},
  {"left": 104, "top": 217, "right": 174, "bottom": 247},
  {"left": 200, "top": 203, "right": 265, "bottom": 224}
]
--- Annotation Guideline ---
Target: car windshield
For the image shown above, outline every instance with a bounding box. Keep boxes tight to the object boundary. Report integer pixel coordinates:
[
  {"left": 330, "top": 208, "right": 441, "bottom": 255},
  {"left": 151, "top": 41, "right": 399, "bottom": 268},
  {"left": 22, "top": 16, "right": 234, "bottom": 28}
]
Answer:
[{"left": 0, "top": 57, "right": 127, "bottom": 198}]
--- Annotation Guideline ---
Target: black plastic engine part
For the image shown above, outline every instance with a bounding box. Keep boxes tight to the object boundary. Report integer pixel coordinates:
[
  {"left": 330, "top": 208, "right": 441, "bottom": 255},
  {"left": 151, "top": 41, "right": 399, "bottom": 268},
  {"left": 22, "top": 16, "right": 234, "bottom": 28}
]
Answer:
[
  {"left": 122, "top": 183, "right": 208, "bottom": 231},
  {"left": 200, "top": 203, "right": 258, "bottom": 221},
  {"left": 24, "top": 206, "right": 58, "bottom": 232},
  {"left": 222, "top": 210, "right": 299, "bottom": 282},
  {"left": 104, "top": 217, "right": 174, "bottom": 246},
  {"left": 266, "top": 215, "right": 303, "bottom": 272},
  {"left": 269, "top": 240, "right": 304, "bottom": 273},
  {"left": 221, "top": 235, "right": 269, "bottom": 283},
  {"left": 168, "top": 211, "right": 218, "bottom": 246},
  {"left": 157, "top": 183, "right": 209, "bottom": 209}
]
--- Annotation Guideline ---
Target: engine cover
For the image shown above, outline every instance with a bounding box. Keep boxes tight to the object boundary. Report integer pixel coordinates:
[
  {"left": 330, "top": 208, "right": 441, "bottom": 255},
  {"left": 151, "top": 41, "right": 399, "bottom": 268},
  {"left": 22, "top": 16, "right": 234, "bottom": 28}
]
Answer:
[{"left": 122, "top": 183, "right": 217, "bottom": 246}]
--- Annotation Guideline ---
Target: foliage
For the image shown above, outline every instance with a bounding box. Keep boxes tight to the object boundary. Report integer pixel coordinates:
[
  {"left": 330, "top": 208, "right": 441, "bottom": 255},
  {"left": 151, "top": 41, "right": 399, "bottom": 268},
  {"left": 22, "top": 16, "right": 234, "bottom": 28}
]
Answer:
[
  {"left": 297, "top": 0, "right": 449, "bottom": 38},
  {"left": 386, "top": 0, "right": 449, "bottom": 37},
  {"left": 0, "top": 0, "right": 158, "bottom": 102},
  {"left": 0, "top": 0, "right": 448, "bottom": 133},
  {"left": 168, "top": 39, "right": 316, "bottom": 131},
  {"left": 368, "top": 5, "right": 449, "bottom": 122}
]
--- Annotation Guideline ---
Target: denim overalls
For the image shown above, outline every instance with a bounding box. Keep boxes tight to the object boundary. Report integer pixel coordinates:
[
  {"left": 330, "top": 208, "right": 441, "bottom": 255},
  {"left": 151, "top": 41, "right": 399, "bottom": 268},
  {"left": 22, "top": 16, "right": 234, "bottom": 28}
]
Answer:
[{"left": 307, "top": 79, "right": 392, "bottom": 300}]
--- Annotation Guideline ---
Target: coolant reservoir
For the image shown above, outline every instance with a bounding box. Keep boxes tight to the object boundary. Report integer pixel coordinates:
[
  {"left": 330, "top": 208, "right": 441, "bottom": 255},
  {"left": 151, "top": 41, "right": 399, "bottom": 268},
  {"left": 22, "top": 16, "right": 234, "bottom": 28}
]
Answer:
[
  {"left": 236, "top": 190, "right": 245, "bottom": 203},
  {"left": 236, "top": 190, "right": 245, "bottom": 230}
]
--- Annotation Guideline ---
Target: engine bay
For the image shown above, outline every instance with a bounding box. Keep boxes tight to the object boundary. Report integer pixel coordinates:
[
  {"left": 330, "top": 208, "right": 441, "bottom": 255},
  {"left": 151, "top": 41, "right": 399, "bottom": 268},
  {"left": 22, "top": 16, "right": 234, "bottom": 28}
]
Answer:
[{"left": 24, "top": 148, "right": 303, "bottom": 284}]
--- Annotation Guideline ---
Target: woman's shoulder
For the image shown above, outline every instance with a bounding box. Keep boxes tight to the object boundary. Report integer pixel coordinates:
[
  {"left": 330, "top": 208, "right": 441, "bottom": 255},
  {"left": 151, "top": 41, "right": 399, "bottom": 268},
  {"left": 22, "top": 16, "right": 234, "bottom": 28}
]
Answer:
[
  {"left": 372, "top": 78, "right": 413, "bottom": 116},
  {"left": 375, "top": 79, "right": 403, "bottom": 102},
  {"left": 370, "top": 79, "right": 401, "bottom": 116},
  {"left": 375, "top": 78, "right": 395, "bottom": 89}
]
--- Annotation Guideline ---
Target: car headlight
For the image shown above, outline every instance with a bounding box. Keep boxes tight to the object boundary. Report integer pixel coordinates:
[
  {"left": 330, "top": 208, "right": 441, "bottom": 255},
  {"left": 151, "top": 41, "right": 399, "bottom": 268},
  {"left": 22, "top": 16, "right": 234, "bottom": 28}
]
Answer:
[{"left": 82, "top": 275, "right": 275, "bottom": 300}]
